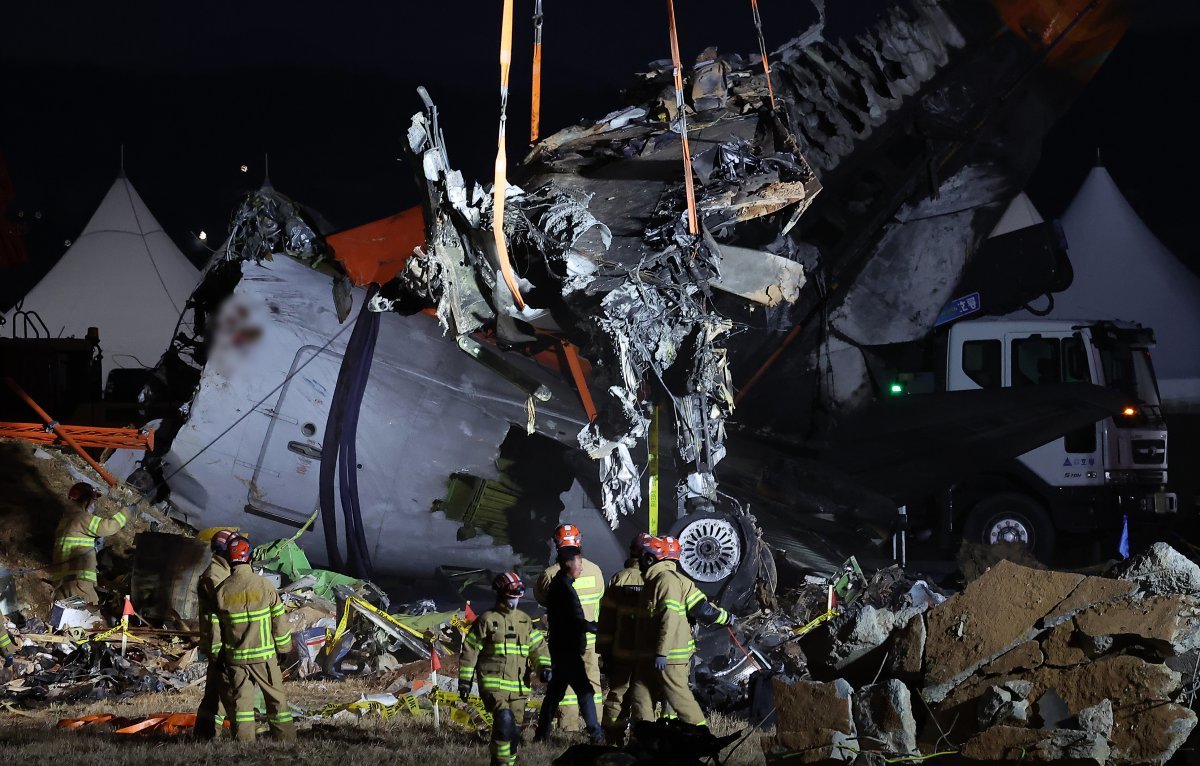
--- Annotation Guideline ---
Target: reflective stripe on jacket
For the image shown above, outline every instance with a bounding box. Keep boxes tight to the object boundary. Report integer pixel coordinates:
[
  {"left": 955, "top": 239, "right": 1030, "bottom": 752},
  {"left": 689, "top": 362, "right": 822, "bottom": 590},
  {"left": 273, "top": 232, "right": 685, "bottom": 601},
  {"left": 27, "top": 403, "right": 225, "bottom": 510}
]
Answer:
[
  {"left": 458, "top": 606, "right": 549, "bottom": 694},
  {"left": 642, "top": 560, "right": 729, "bottom": 664},
  {"left": 597, "top": 561, "right": 647, "bottom": 660},
  {"left": 213, "top": 565, "right": 292, "bottom": 665},
  {"left": 198, "top": 556, "right": 231, "bottom": 655},
  {"left": 536, "top": 557, "right": 604, "bottom": 647},
  {"left": 52, "top": 507, "right": 128, "bottom": 582}
]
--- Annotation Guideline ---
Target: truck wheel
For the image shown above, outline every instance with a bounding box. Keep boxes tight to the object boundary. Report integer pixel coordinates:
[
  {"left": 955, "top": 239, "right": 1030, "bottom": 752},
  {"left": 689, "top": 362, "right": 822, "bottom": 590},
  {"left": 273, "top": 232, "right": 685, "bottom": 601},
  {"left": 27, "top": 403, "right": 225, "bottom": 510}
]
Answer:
[{"left": 963, "top": 493, "right": 1056, "bottom": 562}]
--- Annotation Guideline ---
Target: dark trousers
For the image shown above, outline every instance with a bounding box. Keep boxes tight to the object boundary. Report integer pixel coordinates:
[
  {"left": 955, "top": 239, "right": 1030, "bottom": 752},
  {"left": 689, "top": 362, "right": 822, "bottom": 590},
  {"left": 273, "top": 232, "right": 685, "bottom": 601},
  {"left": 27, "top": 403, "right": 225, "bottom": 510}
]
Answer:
[
  {"left": 194, "top": 658, "right": 226, "bottom": 739},
  {"left": 537, "top": 651, "right": 600, "bottom": 736}
]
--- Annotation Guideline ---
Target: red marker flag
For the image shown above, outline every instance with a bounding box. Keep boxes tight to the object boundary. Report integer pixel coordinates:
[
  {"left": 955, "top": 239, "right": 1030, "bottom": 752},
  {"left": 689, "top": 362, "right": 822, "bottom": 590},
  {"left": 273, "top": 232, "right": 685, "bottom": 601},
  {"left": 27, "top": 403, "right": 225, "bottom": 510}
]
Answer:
[
  {"left": 464, "top": 601, "right": 477, "bottom": 622},
  {"left": 431, "top": 648, "right": 441, "bottom": 672}
]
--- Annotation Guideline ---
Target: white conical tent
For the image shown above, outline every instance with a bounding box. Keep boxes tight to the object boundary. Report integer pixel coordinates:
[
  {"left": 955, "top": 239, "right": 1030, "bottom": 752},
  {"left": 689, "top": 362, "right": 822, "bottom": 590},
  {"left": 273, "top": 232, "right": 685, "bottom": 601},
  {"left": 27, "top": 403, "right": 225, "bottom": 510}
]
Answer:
[
  {"left": 1038, "top": 166, "right": 1200, "bottom": 410},
  {"left": 2, "top": 176, "right": 199, "bottom": 383},
  {"left": 990, "top": 192, "right": 1045, "bottom": 237}
]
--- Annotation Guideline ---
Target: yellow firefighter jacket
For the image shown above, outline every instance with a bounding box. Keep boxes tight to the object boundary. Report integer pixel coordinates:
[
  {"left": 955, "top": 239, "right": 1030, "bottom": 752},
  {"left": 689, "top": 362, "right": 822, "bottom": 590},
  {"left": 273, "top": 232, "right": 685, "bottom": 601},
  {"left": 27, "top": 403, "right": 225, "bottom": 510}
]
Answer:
[
  {"left": 642, "top": 560, "right": 731, "bottom": 665},
  {"left": 536, "top": 557, "right": 604, "bottom": 649},
  {"left": 459, "top": 605, "right": 550, "bottom": 695},
  {"left": 597, "top": 560, "right": 647, "bottom": 661},
  {"left": 198, "top": 555, "right": 231, "bottom": 655},
  {"left": 211, "top": 564, "right": 292, "bottom": 665},
  {"left": 53, "top": 506, "right": 128, "bottom": 584}
]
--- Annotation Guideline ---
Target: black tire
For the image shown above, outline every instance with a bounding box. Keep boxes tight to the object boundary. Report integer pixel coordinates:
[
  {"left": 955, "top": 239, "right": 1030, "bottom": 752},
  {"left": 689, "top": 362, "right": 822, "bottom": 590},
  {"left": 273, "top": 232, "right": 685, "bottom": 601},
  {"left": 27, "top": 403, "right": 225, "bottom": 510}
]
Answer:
[{"left": 962, "top": 492, "right": 1056, "bottom": 562}]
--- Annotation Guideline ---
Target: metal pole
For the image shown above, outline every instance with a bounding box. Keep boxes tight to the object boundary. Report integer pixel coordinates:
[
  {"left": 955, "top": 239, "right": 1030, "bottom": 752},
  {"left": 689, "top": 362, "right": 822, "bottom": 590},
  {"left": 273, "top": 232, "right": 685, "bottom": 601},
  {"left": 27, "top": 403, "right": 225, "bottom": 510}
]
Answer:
[{"left": 4, "top": 378, "right": 117, "bottom": 487}]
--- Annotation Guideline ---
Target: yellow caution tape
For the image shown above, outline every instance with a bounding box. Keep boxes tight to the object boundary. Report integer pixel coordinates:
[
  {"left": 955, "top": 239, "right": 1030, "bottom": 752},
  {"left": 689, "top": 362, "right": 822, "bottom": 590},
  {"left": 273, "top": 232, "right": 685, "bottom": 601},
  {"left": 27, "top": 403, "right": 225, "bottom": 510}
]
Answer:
[
  {"left": 324, "top": 596, "right": 430, "bottom": 657},
  {"left": 790, "top": 609, "right": 839, "bottom": 638}
]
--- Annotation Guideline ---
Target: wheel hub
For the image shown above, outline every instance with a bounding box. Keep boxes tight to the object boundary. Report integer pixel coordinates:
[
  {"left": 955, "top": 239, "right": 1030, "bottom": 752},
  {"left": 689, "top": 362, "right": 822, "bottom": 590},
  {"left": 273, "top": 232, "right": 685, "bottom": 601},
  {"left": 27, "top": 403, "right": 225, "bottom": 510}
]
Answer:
[
  {"left": 988, "top": 518, "right": 1031, "bottom": 545},
  {"left": 677, "top": 516, "right": 742, "bottom": 582}
]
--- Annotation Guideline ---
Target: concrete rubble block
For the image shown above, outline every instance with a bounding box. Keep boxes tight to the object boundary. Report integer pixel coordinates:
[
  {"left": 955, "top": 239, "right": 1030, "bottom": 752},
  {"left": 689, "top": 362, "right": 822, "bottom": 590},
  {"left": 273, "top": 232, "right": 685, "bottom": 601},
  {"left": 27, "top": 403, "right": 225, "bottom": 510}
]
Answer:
[
  {"left": 1042, "top": 575, "right": 1137, "bottom": 628},
  {"left": 853, "top": 679, "right": 917, "bottom": 755},
  {"left": 1072, "top": 595, "right": 1200, "bottom": 657},
  {"left": 977, "top": 680, "right": 1033, "bottom": 729},
  {"left": 888, "top": 613, "right": 925, "bottom": 679},
  {"left": 826, "top": 605, "right": 917, "bottom": 670},
  {"left": 768, "top": 677, "right": 860, "bottom": 763},
  {"left": 1112, "top": 703, "right": 1195, "bottom": 766},
  {"left": 1041, "top": 622, "right": 1088, "bottom": 667},
  {"left": 922, "top": 560, "right": 1083, "bottom": 703},
  {"left": 936, "top": 655, "right": 1189, "bottom": 766},
  {"left": 1120, "top": 542, "right": 1200, "bottom": 597},
  {"left": 982, "top": 640, "right": 1043, "bottom": 676},
  {"left": 1076, "top": 698, "right": 1114, "bottom": 741},
  {"left": 961, "top": 726, "right": 1110, "bottom": 765}
]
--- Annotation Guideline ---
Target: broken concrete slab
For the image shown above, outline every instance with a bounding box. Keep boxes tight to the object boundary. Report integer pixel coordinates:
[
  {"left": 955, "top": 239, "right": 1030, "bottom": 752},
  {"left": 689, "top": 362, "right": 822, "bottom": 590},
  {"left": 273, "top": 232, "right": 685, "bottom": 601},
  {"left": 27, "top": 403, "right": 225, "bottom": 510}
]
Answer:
[
  {"left": 961, "top": 725, "right": 1110, "bottom": 765},
  {"left": 770, "top": 677, "right": 859, "bottom": 763},
  {"left": 1041, "top": 622, "right": 1088, "bottom": 667},
  {"left": 853, "top": 679, "right": 917, "bottom": 755},
  {"left": 1119, "top": 542, "right": 1200, "bottom": 598},
  {"left": 935, "top": 655, "right": 1187, "bottom": 765},
  {"left": 1073, "top": 595, "right": 1200, "bottom": 657},
  {"left": 888, "top": 613, "right": 925, "bottom": 680},
  {"left": 1042, "top": 575, "right": 1137, "bottom": 628},
  {"left": 1113, "top": 702, "right": 1195, "bottom": 766},
  {"left": 981, "top": 640, "right": 1043, "bottom": 676},
  {"left": 922, "top": 560, "right": 1083, "bottom": 702}
]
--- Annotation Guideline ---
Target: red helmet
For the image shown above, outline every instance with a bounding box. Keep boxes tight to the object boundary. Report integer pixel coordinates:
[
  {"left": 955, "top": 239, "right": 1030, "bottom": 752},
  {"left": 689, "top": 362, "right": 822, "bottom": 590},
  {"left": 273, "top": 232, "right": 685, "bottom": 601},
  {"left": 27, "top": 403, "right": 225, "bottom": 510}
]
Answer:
[
  {"left": 639, "top": 535, "right": 668, "bottom": 561},
  {"left": 631, "top": 532, "right": 654, "bottom": 554},
  {"left": 492, "top": 571, "right": 525, "bottom": 598},
  {"left": 227, "top": 537, "right": 252, "bottom": 565},
  {"left": 553, "top": 524, "right": 583, "bottom": 550},
  {"left": 662, "top": 536, "right": 682, "bottom": 562},
  {"left": 211, "top": 529, "right": 237, "bottom": 553},
  {"left": 68, "top": 482, "right": 100, "bottom": 505}
]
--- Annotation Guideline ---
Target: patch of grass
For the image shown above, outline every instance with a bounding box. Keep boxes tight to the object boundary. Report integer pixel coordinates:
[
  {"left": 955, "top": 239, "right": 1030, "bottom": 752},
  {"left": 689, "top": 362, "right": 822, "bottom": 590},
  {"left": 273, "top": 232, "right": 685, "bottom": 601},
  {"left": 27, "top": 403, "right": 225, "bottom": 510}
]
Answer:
[{"left": 0, "top": 683, "right": 768, "bottom": 766}]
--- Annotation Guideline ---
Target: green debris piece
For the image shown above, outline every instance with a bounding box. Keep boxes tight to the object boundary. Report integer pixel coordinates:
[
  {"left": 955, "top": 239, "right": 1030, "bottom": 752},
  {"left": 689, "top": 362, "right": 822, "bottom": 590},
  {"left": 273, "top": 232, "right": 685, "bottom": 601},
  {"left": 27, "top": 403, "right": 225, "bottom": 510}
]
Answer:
[{"left": 252, "top": 538, "right": 314, "bottom": 580}]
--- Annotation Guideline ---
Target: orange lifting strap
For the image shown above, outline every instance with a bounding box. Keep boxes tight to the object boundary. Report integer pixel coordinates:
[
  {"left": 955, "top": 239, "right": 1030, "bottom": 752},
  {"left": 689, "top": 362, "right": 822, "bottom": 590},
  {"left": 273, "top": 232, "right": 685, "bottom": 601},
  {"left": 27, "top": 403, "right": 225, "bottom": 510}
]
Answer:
[
  {"left": 494, "top": 0, "right": 527, "bottom": 311},
  {"left": 666, "top": 0, "right": 699, "bottom": 237},
  {"left": 530, "top": 0, "right": 545, "bottom": 143},
  {"left": 751, "top": 0, "right": 777, "bottom": 110}
]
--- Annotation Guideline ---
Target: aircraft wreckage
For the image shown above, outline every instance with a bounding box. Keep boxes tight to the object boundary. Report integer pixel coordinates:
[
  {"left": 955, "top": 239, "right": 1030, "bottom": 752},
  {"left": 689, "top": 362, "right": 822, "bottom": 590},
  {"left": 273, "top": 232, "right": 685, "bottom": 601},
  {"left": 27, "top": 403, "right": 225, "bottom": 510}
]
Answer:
[{"left": 138, "top": 0, "right": 1133, "bottom": 607}]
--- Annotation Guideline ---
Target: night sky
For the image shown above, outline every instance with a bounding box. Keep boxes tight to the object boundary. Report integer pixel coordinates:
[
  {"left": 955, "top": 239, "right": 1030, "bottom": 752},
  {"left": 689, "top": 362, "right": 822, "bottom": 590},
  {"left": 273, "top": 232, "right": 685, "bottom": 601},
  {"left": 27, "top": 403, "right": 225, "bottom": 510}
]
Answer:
[{"left": 2, "top": 0, "right": 1196, "bottom": 306}]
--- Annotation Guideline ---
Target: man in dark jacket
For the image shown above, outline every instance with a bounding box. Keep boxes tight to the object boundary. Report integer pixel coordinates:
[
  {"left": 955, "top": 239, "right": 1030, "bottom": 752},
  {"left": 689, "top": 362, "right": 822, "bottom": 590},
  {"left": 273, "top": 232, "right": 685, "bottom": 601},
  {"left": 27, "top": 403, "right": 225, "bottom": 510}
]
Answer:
[{"left": 534, "top": 547, "right": 604, "bottom": 744}]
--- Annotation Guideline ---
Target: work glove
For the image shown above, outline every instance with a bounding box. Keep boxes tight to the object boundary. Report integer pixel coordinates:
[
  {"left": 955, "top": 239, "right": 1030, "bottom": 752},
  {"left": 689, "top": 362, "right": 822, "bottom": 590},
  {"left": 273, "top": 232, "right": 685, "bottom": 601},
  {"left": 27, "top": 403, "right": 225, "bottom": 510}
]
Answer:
[
  {"left": 654, "top": 655, "right": 668, "bottom": 672},
  {"left": 458, "top": 681, "right": 471, "bottom": 701},
  {"left": 540, "top": 667, "right": 553, "bottom": 684},
  {"left": 3, "top": 654, "right": 12, "bottom": 669}
]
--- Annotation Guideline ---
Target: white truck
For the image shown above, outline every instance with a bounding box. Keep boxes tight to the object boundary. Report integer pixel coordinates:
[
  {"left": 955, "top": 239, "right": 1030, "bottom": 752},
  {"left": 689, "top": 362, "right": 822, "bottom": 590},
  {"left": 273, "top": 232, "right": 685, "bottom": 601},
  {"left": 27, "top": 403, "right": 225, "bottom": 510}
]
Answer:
[{"left": 935, "top": 318, "right": 1175, "bottom": 559}]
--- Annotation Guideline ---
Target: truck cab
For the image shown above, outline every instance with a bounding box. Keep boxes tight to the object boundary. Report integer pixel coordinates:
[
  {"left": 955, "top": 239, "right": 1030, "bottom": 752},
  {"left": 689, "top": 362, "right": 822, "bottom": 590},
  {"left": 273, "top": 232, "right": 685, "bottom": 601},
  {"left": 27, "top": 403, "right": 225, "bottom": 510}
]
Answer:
[{"left": 943, "top": 318, "right": 1175, "bottom": 558}]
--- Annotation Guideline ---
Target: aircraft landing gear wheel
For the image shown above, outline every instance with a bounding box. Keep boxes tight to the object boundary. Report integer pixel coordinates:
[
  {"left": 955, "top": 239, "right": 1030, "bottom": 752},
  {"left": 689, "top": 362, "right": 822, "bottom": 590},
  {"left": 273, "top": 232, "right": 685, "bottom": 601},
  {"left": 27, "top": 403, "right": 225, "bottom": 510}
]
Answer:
[
  {"left": 963, "top": 492, "right": 1056, "bottom": 563},
  {"left": 674, "top": 513, "right": 742, "bottom": 583}
]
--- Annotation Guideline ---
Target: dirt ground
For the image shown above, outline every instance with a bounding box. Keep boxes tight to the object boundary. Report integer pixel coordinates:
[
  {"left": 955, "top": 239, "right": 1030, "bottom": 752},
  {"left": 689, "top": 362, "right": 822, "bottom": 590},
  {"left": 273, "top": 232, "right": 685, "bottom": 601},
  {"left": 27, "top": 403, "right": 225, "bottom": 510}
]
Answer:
[{"left": 0, "top": 679, "right": 768, "bottom": 766}]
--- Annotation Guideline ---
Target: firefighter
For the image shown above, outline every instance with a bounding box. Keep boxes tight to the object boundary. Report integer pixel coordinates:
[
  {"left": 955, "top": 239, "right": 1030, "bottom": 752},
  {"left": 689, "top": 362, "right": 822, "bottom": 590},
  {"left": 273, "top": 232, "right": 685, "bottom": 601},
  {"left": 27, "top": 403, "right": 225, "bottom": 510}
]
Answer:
[
  {"left": 458, "top": 572, "right": 550, "bottom": 766},
  {"left": 535, "top": 546, "right": 604, "bottom": 744},
  {"left": 534, "top": 523, "right": 604, "bottom": 730},
  {"left": 212, "top": 537, "right": 295, "bottom": 741},
  {"left": 0, "top": 627, "right": 20, "bottom": 667},
  {"left": 639, "top": 535, "right": 732, "bottom": 728},
  {"left": 52, "top": 482, "right": 128, "bottom": 605},
  {"left": 195, "top": 529, "right": 237, "bottom": 740},
  {"left": 597, "top": 532, "right": 655, "bottom": 742}
]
